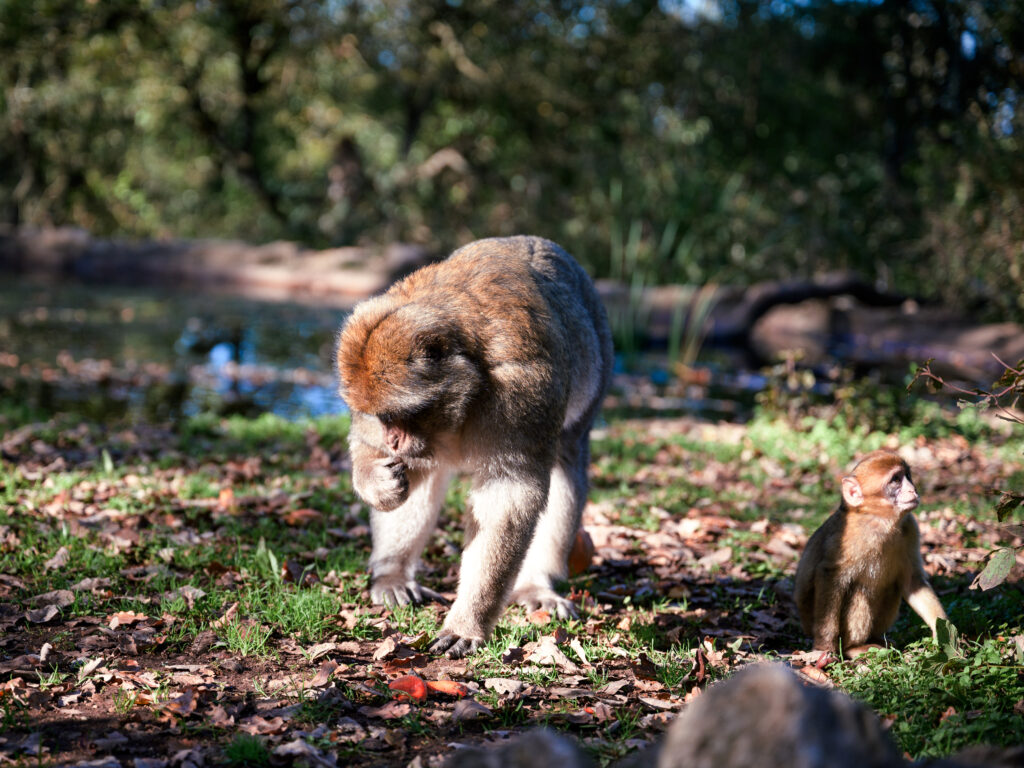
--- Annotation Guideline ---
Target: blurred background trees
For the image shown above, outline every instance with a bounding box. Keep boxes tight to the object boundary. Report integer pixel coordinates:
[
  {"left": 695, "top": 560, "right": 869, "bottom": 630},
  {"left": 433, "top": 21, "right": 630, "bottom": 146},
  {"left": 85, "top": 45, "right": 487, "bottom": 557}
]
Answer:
[{"left": 1, "top": 0, "right": 1021, "bottom": 319}]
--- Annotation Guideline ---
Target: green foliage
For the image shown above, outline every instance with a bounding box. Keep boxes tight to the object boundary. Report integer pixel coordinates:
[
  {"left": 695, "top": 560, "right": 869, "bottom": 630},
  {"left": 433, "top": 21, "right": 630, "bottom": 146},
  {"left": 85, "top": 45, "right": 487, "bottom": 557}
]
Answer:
[
  {"left": 1, "top": 1, "right": 1021, "bottom": 317},
  {"left": 224, "top": 734, "right": 271, "bottom": 768},
  {"left": 833, "top": 637, "right": 1024, "bottom": 757}
]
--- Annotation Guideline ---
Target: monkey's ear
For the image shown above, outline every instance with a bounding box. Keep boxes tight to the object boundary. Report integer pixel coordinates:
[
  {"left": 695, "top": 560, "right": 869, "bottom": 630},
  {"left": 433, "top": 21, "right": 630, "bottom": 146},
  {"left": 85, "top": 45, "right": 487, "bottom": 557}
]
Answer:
[{"left": 841, "top": 476, "right": 864, "bottom": 508}]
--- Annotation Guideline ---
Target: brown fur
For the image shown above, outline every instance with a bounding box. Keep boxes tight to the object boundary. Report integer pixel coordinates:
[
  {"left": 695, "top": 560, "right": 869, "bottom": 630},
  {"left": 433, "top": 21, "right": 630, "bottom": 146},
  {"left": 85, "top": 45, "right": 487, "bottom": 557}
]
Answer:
[
  {"left": 336, "top": 236, "right": 613, "bottom": 658},
  {"left": 794, "top": 450, "right": 947, "bottom": 656}
]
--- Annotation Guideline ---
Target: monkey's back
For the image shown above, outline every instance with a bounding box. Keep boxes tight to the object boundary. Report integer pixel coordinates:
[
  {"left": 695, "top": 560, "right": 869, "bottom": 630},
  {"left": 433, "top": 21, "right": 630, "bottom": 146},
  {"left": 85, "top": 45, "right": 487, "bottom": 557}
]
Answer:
[{"left": 389, "top": 236, "right": 613, "bottom": 431}]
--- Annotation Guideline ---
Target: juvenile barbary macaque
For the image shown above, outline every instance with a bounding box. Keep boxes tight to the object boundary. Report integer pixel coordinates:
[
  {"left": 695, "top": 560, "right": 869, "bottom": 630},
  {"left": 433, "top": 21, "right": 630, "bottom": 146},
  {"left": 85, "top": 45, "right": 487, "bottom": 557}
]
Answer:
[
  {"left": 794, "top": 449, "right": 948, "bottom": 657},
  {"left": 336, "top": 236, "right": 612, "bottom": 658}
]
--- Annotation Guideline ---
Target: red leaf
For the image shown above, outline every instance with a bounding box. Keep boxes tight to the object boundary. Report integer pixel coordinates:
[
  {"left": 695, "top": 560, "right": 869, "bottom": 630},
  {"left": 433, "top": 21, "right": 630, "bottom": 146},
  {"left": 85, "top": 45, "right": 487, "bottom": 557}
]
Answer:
[
  {"left": 389, "top": 675, "right": 427, "bottom": 702},
  {"left": 425, "top": 680, "right": 470, "bottom": 697}
]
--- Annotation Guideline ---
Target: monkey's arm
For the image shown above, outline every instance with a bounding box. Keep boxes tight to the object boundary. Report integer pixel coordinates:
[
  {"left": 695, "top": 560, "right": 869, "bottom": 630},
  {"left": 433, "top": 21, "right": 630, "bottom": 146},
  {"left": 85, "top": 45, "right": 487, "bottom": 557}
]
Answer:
[
  {"left": 811, "top": 567, "right": 845, "bottom": 652},
  {"left": 901, "top": 518, "right": 947, "bottom": 637},
  {"left": 349, "top": 413, "right": 410, "bottom": 511}
]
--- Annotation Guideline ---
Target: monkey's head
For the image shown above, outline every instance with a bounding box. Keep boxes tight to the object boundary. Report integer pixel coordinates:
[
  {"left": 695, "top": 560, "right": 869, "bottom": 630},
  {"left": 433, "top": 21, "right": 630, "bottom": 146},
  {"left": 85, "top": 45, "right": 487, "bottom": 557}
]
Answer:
[
  {"left": 841, "top": 450, "right": 918, "bottom": 516},
  {"left": 337, "top": 300, "right": 484, "bottom": 459}
]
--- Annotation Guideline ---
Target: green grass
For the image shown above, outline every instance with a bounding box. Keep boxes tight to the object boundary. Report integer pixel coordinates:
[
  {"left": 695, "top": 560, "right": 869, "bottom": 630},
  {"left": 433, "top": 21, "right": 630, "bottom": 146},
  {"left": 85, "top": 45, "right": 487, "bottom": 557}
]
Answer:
[
  {"left": 224, "top": 734, "right": 271, "bottom": 767},
  {"left": 831, "top": 637, "right": 1024, "bottom": 757},
  {"left": 2, "top": 401, "right": 1022, "bottom": 763}
]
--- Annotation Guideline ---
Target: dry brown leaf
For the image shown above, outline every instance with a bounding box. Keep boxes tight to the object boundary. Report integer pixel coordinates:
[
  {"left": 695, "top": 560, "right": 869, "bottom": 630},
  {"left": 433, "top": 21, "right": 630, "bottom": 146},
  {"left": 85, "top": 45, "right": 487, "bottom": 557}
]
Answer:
[
  {"left": 108, "top": 610, "right": 148, "bottom": 630},
  {"left": 25, "top": 604, "right": 59, "bottom": 624},
  {"left": 451, "top": 699, "right": 493, "bottom": 723},
  {"left": 360, "top": 700, "right": 413, "bottom": 720},
  {"left": 484, "top": 678, "right": 525, "bottom": 696},
  {"left": 210, "top": 602, "right": 238, "bottom": 628},
  {"left": 44, "top": 546, "right": 70, "bottom": 570},
  {"left": 238, "top": 715, "right": 287, "bottom": 735},
  {"left": 162, "top": 688, "right": 197, "bottom": 719},
  {"left": 309, "top": 659, "right": 339, "bottom": 688},
  {"left": 373, "top": 636, "right": 400, "bottom": 661},
  {"left": 797, "top": 665, "right": 832, "bottom": 686},
  {"left": 525, "top": 636, "right": 580, "bottom": 674}
]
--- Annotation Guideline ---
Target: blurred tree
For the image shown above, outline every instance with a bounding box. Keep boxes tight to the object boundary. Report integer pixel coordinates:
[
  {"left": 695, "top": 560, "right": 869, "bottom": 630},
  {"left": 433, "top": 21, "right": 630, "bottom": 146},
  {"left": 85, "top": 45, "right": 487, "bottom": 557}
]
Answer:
[{"left": 0, "top": 0, "right": 1020, "bottom": 317}]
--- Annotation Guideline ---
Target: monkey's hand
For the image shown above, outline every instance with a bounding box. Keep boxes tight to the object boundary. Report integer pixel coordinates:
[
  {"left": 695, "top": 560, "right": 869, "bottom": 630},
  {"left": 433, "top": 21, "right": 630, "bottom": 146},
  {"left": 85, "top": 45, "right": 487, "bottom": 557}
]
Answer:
[
  {"left": 509, "top": 585, "right": 579, "bottom": 621},
  {"left": 428, "top": 630, "right": 483, "bottom": 659},
  {"left": 353, "top": 456, "right": 410, "bottom": 511},
  {"left": 371, "top": 575, "right": 449, "bottom": 608}
]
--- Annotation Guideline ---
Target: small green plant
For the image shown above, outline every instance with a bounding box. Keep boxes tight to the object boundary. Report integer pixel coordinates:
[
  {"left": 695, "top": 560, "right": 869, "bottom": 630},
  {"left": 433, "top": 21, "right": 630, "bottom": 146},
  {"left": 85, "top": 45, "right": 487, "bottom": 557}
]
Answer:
[
  {"left": 224, "top": 734, "right": 271, "bottom": 767},
  {"left": 218, "top": 619, "right": 273, "bottom": 657},
  {"left": 112, "top": 687, "right": 137, "bottom": 714},
  {"left": 38, "top": 666, "right": 69, "bottom": 690}
]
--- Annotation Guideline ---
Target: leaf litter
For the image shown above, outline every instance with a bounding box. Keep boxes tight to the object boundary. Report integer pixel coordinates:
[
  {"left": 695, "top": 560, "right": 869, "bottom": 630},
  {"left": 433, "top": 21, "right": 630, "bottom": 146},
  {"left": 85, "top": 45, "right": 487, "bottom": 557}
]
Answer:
[{"left": 0, "top": 415, "right": 1021, "bottom": 765}]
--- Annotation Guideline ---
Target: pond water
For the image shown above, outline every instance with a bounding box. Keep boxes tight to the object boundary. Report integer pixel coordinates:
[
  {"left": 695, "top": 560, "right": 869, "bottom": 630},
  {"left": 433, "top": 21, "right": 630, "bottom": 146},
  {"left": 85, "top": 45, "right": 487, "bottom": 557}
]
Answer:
[
  {"left": 0, "top": 275, "right": 772, "bottom": 423},
  {"left": 0, "top": 276, "right": 347, "bottom": 422}
]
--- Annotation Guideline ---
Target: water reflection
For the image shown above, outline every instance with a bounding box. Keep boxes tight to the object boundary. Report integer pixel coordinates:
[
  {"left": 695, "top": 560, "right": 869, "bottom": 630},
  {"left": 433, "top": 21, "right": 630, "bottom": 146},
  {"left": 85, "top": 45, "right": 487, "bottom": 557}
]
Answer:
[{"left": 0, "top": 276, "right": 347, "bottom": 421}]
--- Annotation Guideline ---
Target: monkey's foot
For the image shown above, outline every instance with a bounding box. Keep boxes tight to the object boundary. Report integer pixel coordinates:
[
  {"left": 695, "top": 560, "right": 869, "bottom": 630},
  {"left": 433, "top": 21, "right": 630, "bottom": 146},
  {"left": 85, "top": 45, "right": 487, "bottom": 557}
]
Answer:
[
  {"left": 844, "top": 643, "right": 884, "bottom": 659},
  {"left": 370, "top": 576, "right": 449, "bottom": 608},
  {"left": 510, "top": 585, "right": 579, "bottom": 620},
  {"left": 428, "top": 631, "right": 482, "bottom": 659}
]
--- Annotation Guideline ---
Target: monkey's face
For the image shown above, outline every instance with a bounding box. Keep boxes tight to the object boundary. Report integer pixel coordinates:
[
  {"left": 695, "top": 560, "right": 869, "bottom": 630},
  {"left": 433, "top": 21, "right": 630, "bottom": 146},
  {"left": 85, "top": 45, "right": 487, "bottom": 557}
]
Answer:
[
  {"left": 337, "top": 303, "right": 484, "bottom": 460},
  {"left": 884, "top": 465, "right": 918, "bottom": 513}
]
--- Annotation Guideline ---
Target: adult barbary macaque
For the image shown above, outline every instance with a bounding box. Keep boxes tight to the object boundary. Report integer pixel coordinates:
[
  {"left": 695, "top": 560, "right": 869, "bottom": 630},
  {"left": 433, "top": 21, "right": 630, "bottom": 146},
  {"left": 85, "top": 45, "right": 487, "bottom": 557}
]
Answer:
[
  {"left": 794, "top": 450, "right": 948, "bottom": 657},
  {"left": 336, "top": 236, "right": 613, "bottom": 658}
]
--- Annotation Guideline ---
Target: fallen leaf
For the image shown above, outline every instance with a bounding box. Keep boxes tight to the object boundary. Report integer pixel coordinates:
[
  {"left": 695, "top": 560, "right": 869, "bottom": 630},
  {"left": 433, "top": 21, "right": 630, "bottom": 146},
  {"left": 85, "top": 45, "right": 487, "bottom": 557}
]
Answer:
[
  {"left": 528, "top": 609, "right": 552, "bottom": 625},
  {"left": 273, "top": 738, "right": 337, "bottom": 768},
  {"left": 389, "top": 675, "right": 427, "bottom": 702},
  {"left": 797, "top": 665, "right": 832, "bottom": 686},
  {"left": 525, "top": 636, "right": 580, "bottom": 674},
  {"left": 599, "top": 678, "right": 631, "bottom": 696},
  {"left": 78, "top": 657, "right": 104, "bottom": 679},
  {"left": 569, "top": 637, "right": 590, "bottom": 666},
  {"left": 25, "top": 604, "right": 59, "bottom": 623},
  {"left": 426, "top": 679, "right": 470, "bottom": 697},
  {"left": 307, "top": 642, "right": 338, "bottom": 661},
  {"left": 451, "top": 699, "right": 492, "bottom": 723},
  {"left": 208, "top": 704, "right": 235, "bottom": 727},
  {"left": 210, "top": 602, "right": 238, "bottom": 628},
  {"left": 568, "top": 528, "right": 595, "bottom": 576},
  {"left": 238, "top": 715, "right": 287, "bottom": 735},
  {"left": 638, "top": 695, "right": 678, "bottom": 710},
  {"left": 359, "top": 700, "right": 413, "bottom": 720},
  {"left": 282, "top": 508, "right": 322, "bottom": 525},
  {"left": 162, "top": 688, "right": 197, "bottom": 718},
  {"left": 309, "top": 659, "right": 339, "bottom": 688},
  {"left": 373, "top": 636, "right": 399, "bottom": 661},
  {"left": 108, "top": 610, "right": 148, "bottom": 630},
  {"left": 484, "top": 678, "right": 525, "bottom": 696},
  {"left": 45, "top": 546, "right": 70, "bottom": 570},
  {"left": 501, "top": 647, "right": 526, "bottom": 665},
  {"left": 630, "top": 653, "right": 659, "bottom": 681},
  {"left": 30, "top": 589, "right": 74, "bottom": 607}
]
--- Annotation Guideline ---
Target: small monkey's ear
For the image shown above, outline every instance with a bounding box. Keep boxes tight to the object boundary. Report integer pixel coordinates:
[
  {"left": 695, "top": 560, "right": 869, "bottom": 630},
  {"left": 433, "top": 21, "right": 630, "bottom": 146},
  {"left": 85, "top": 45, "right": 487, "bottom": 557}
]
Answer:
[{"left": 841, "top": 476, "right": 864, "bottom": 508}]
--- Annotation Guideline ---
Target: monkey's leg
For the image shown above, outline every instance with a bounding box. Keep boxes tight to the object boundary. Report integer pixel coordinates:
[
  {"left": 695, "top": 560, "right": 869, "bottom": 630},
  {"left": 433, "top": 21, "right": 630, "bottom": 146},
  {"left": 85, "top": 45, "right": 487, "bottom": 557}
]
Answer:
[
  {"left": 368, "top": 469, "right": 451, "bottom": 607},
  {"left": 429, "top": 474, "right": 546, "bottom": 658},
  {"left": 509, "top": 431, "right": 588, "bottom": 620}
]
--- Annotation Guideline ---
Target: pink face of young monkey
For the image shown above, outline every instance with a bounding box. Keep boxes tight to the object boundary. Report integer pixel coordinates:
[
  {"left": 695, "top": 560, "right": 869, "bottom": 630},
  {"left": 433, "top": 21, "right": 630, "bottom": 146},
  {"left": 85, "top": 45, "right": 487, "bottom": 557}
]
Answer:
[{"left": 840, "top": 451, "right": 919, "bottom": 515}]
